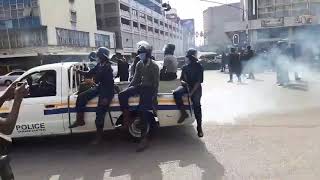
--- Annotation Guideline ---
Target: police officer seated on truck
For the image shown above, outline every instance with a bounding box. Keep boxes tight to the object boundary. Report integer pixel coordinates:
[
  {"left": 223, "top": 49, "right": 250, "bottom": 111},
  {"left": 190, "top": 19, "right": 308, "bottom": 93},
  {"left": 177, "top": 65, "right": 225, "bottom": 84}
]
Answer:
[
  {"left": 69, "top": 47, "right": 115, "bottom": 145},
  {"left": 0, "top": 82, "right": 28, "bottom": 180},
  {"left": 160, "top": 44, "right": 178, "bottom": 81},
  {"left": 119, "top": 41, "right": 160, "bottom": 152}
]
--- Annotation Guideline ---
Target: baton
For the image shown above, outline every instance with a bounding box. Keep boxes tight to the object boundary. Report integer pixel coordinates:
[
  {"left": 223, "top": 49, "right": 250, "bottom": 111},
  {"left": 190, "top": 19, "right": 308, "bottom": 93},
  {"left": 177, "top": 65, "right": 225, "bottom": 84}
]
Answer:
[{"left": 183, "top": 73, "right": 193, "bottom": 117}]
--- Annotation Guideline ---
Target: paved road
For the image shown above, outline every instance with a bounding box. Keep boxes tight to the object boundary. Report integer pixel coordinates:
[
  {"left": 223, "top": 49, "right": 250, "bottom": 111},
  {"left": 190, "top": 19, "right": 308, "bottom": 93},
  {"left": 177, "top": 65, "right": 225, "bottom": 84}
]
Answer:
[{"left": 9, "top": 71, "right": 320, "bottom": 180}]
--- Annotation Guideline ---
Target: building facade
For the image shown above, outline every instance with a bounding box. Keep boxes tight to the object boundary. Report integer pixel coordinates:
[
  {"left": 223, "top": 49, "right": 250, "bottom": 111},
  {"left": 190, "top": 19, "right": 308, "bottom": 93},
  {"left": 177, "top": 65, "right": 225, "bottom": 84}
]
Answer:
[
  {"left": 95, "top": 0, "right": 184, "bottom": 60},
  {"left": 225, "top": 0, "right": 320, "bottom": 51},
  {"left": 203, "top": 3, "right": 242, "bottom": 52},
  {"left": 0, "top": 0, "right": 115, "bottom": 72},
  {"left": 181, "top": 19, "right": 196, "bottom": 54}
]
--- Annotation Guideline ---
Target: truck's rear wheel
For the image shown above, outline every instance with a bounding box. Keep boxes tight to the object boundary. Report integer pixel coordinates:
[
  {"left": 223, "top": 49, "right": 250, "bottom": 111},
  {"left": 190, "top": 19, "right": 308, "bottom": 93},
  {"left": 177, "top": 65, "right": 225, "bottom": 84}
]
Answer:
[{"left": 128, "top": 117, "right": 150, "bottom": 139}]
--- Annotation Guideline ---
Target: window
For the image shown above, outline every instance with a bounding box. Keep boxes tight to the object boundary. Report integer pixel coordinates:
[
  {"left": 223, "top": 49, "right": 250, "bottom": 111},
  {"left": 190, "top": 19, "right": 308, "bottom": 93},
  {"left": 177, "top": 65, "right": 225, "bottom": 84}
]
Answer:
[
  {"left": 154, "top": 18, "right": 159, "bottom": 24},
  {"left": 70, "top": 10, "right": 77, "bottom": 23},
  {"left": 165, "top": 23, "right": 168, "bottom": 28},
  {"left": 148, "top": 26, "right": 153, "bottom": 32},
  {"left": 132, "top": 9, "right": 138, "bottom": 17},
  {"left": 155, "top": 28, "right": 159, "bottom": 33},
  {"left": 0, "top": 26, "right": 47, "bottom": 49},
  {"left": 9, "top": 72, "right": 24, "bottom": 76},
  {"left": 139, "top": 12, "right": 146, "bottom": 19},
  {"left": 160, "top": 21, "right": 163, "bottom": 26},
  {"left": 133, "top": 21, "right": 138, "bottom": 28},
  {"left": 147, "top": 15, "right": 152, "bottom": 22},
  {"left": 56, "top": 28, "right": 89, "bottom": 47},
  {"left": 140, "top": 24, "right": 146, "bottom": 30},
  {"left": 257, "top": 27, "right": 289, "bottom": 39},
  {"left": 21, "top": 70, "right": 57, "bottom": 98},
  {"left": 95, "top": 33, "right": 110, "bottom": 48}
]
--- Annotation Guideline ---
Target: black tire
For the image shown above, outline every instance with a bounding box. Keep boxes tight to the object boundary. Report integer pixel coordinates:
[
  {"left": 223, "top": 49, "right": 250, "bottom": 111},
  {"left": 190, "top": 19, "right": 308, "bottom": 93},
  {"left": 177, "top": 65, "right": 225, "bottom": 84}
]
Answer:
[
  {"left": 128, "top": 116, "right": 150, "bottom": 139},
  {"left": 4, "top": 80, "right": 12, "bottom": 86}
]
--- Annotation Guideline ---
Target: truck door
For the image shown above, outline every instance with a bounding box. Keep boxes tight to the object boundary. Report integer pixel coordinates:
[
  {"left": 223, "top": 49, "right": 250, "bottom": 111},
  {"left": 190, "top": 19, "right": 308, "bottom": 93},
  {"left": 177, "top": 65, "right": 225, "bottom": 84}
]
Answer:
[
  {"left": 65, "top": 65, "right": 116, "bottom": 134},
  {"left": 11, "top": 70, "right": 65, "bottom": 137}
]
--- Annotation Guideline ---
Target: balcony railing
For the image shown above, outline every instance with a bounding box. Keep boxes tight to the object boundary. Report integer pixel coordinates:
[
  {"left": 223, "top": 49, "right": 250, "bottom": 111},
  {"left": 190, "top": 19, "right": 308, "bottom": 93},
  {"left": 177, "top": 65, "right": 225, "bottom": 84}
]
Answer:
[
  {"left": 121, "top": 24, "right": 132, "bottom": 31},
  {"left": 120, "top": 10, "right": 130, "bottom": 18}
]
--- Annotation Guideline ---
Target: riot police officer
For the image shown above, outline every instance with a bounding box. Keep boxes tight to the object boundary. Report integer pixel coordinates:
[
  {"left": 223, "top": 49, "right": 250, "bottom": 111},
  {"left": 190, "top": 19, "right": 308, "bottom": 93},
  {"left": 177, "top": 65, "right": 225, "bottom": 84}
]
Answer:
[
  {"left": 69, "top": 47, "right": 114, "bottom": 145},
  {"left": 88, "top": 51, "right": 98, "bottom": 70},
  {"left": 119, "top": 41, "right": 160, "bottom": 152},
  {"left": 228, "top": 48, "right": 242, "bottom": 83},
  {"left": 173, "top": 48, "right": 204, "bottom": 137},
  {"left": 160, "top": 44, "right": 178, "bottom": 81}
]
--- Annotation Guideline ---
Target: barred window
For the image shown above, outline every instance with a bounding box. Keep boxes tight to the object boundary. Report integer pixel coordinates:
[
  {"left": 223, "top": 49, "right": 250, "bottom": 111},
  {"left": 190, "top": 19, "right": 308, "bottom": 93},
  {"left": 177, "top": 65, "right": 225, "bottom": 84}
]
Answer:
[
  {"left": 95, "top": 33, "right": 110, "bottom": 48},
  {"left": 56, "top": 28, "right": 89, "bottom": 47}
]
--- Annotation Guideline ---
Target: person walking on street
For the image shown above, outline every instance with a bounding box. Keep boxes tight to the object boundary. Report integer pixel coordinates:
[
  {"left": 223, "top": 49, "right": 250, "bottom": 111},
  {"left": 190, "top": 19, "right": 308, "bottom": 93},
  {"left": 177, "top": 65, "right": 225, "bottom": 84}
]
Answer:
[
  {"left": 160, "top": 44, "right": 178, "bottom": 81},
  {"left": 69, "top": 47, "right": 115, "bottom": 145},
  {"left": 0, "top": 82, "right": 28, "bottom": 180},
  {"left": 221, "top": 52, "right": 227, "bottom": 72},
  {"left": 115, "top": 53, "right": 130, "bottom": 82},
  {"left": 275, "top": 41, "right": 290, "bottom": 86},
  {"left": 228, "top": 48, "right": 242, "bottom": 83},
  {"left": 119, "top": 41, "right": 160, "bottom": 152},
  {"left": 173, "top": 48, "right": 204, "bottom": 138},
  {"left": 246, "top": 46, "right": 255, "bottom": 80}
]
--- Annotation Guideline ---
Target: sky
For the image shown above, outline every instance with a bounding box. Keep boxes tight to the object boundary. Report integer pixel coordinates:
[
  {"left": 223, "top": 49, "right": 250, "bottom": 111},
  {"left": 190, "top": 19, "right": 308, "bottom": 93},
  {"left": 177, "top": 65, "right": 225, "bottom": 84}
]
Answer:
[{"left": 168, "top": 0, "right": 240, "bottom": 32}]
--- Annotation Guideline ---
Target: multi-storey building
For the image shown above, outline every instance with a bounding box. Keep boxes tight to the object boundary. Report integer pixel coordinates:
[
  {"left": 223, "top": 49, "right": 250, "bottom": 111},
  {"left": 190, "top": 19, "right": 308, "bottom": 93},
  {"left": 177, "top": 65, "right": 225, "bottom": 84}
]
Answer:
[
  {"left": 95, "top": 0, "right": 184, "bottom": 60},
  {"left": 0, "top": 0, "right": 115, "bottom": 72},
  {"left": 225, "top": 0, "right": 320, "bottom": 50},
  {"left": 203, "top": 3, "right": 241, "bottom": 51}
]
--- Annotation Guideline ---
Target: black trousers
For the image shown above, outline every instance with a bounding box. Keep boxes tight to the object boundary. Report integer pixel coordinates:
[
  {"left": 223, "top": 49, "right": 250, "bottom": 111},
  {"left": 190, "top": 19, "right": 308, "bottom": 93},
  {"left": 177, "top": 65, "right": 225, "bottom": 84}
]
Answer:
[
  {"left": 75, "top": 87, "right": 113, "bottom": 129},
  {"left": 119, "top": 86, "right": 157, "bottom": 137},
  {"left": 173, "top": 86, "right": 202, "bottom": 127}
]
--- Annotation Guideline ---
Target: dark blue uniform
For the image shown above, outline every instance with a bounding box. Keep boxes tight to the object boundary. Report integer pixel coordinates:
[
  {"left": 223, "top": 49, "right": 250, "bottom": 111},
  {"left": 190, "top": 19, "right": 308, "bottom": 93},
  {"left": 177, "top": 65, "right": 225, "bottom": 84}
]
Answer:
[
  {"left": 173, "top": 57, "right": 204, "bottom": 126},
  {"left": 76, "top": 62, "right": 114, "bottom": 129}
]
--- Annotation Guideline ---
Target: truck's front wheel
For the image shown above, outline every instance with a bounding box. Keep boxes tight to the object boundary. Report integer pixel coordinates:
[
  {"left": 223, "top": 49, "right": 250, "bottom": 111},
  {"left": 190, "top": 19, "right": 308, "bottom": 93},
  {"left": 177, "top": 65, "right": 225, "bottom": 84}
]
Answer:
[{"left": 128, "top": 116, "right": 150, "bottom": 139}]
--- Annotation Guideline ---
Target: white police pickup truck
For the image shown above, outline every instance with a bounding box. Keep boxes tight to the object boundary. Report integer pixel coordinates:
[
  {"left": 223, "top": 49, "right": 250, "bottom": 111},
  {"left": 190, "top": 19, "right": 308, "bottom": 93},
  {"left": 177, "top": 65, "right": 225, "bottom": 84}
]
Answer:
[{"left": 1, "top": 62, "right": 194, "bottom": 139}]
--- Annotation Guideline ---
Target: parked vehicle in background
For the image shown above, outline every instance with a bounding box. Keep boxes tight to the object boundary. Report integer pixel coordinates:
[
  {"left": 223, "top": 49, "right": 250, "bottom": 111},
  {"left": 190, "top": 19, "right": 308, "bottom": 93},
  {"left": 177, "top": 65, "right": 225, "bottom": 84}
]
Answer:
[
  {"left": 177, "top": 56, "right": 186, "bottom": 69},
  {"left": 198, "top": 52, "right": 221, "bottom": 70},
  {"left": 0, "top": 70, "right": 25, "bottom": 86}
]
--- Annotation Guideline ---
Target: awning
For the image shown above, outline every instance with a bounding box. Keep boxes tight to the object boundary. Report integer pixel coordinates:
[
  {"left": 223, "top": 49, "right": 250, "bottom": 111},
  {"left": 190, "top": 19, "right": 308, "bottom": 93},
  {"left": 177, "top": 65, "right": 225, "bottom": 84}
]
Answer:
[{"left": 0, "top": 53, "right": 38, "bottom": 59}]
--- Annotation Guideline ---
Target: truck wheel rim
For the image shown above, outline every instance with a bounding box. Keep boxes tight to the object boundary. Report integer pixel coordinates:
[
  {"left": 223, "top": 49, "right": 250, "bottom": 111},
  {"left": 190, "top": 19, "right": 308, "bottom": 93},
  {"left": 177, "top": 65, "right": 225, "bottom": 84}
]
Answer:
[{"left": 129, "top": 118, "right": 150, "bottom": 138}]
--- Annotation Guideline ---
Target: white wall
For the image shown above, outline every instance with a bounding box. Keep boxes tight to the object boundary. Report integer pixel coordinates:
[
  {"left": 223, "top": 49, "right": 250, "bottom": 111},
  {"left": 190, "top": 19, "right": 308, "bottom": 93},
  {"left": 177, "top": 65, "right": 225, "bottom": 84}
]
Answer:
[{"left": 38, "top": 0, "right": 114, "bottom": 48}]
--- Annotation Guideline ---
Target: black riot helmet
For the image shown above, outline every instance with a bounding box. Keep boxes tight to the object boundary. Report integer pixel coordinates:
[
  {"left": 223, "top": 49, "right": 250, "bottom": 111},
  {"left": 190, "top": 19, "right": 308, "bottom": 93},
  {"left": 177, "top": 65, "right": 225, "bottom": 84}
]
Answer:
[
  {"left": 164, "top": 44, "right": 175, "bottom": 55},
  {"left": 96, "top": 47, "right": 111, "bottom": 62},
  {"left": 186, "top": 48, "right": 198, "bottom": 58},
  {"left": 137, "top": 41, "right": 152, "bottom": 57},
  {"left": 88, "top": 51, "right": 97, "bottom": 62}
]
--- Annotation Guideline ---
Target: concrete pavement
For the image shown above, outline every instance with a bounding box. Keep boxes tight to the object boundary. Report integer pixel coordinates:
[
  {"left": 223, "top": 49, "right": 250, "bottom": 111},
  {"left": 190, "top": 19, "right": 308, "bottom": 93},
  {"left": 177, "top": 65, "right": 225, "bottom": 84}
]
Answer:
[{"left": 9, "top": 71, "right": 320, "bottom": 180}]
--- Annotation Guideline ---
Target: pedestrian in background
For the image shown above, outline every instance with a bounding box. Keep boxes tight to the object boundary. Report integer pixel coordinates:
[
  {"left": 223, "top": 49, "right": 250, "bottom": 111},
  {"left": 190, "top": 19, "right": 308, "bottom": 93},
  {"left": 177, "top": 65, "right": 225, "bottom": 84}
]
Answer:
[
  {"left": 115, "top": 53, "right": 129, "bottom": 82},
  {"left": 221, "top": 52, "right": 227, "bottom": 72},
  {"left": 228, "top": 48, "right": 242, "bottom": 83},
  {"left": 246, "top": 46, "right": 255, "bottom": 80}
]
